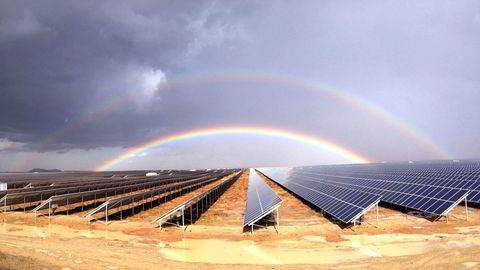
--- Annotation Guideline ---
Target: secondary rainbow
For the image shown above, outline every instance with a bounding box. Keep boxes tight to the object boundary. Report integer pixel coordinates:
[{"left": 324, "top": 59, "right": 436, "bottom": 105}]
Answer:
[
  {"left": 43, "top": 70, "right": 449, "bottom": 160},
  {"left": 96, "top": 127, "right": 371, "bottom": 171}
]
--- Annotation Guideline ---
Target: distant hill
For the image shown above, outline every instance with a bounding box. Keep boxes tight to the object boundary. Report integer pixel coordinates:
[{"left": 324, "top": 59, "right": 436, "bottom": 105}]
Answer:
[{"left": 28, "top": 168, "right": 62, "bottom": 173}]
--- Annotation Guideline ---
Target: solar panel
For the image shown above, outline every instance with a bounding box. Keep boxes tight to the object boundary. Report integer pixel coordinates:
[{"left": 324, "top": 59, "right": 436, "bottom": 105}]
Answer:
[
  {"left": 310, "top": 162, "right": 480, "bottom": 203},
  {"left": 2, "top": 171, "right": 216, "bottom": 210},
  {"left": 31, "top": 176, "right": 191, "bottom": 213},
  {"left": 84, "top": 170, "right": 234, "bottom": 219},
  {"left": 1, "top": 175, "right": 150, "bottom": 198},
  {"left": 257, "top": 168, "right": 381, "bottom": 224},
  {"left": 294, "top": 164, "right": 470, "bottom": 216},
  {"left": 151, "top": 171, "right": 243, "bottom": 226},
  {"left": 323, "top": 171, "right": 480, "bottom": 203},
  {"left": 243, "top": 169, "right": 282, "bottom": 226}
]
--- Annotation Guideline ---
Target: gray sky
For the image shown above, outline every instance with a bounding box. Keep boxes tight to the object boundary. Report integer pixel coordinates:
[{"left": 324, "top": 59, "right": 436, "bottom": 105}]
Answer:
[{"left": 0, "top": 0, "right": 479, "bottom": 171}]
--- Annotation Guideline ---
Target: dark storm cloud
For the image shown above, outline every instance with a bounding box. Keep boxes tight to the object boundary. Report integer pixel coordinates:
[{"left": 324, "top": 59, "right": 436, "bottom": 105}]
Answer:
[
  {"left": 0, "top": 0, "right": 480, "bottom": 170},
  {"left": 0, "top": 0, "right": 254, "bottom": 151}
]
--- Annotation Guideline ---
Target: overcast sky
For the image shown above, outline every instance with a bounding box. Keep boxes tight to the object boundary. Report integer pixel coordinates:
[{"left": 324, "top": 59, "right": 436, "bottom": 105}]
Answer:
[{"left": 1, "top": 0, "right": 479, "bottom": 171}]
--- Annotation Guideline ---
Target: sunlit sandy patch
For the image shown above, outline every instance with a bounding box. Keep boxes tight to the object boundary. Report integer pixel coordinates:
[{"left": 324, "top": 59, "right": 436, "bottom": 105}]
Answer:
[
  {"left": 301, "top": 235, "right": 327, "bottom": 242},
  {"left": 463, "top": 262, "right": 479, "bottom": 268},
  {"left": 158, "top": 238, "right": 373, "bottom": 264},
  {"left": 455, "top": 226, "right": 480, "bottom": 233}
]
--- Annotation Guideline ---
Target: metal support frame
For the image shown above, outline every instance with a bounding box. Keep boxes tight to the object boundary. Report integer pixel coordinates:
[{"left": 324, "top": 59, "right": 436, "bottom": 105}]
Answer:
[
  {"left": 152, "top": 172, "right": 240, "bottom": 230},
  {"left": 33, "top": 171, "right": 231, "bottom": 226},
  {"left": 360, "top": 202, "right": 380, "bottom": 228},
  {"left": 431, "top": 192, "right": 471, "bottom": 223},
  {"left": 465, "top": 196, "right": 469, "bottom": 221},
  {"left": 443, "top": 196, "right": 470, "bottom": 222},
  {"left": 441, "top": 192, "right": 470, "bottom": 217},
  {"left": 247, "top": 203, "right": 282, "bottom": 235},
  {"left": 349, "top": 199, "right": 381, "bottom": 227}
]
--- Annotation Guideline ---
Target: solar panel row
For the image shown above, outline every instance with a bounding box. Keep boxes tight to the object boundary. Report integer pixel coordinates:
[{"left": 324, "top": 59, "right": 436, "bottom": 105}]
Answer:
[
  {"left": 303, "top": 161, "right": 480, "bottom": 203},
  {"left": 0, "top": 170, "right": 208, "bottom": 189},
  {"left": 85, "top": 170, "right": 234, "bottom": 219},
  {"left": 305, "top": 170, "right": 480, "bottom": 203},
  {"left": 0, "top": 171, "right": 158, "bottom": 189},
  {"left": 1, "top": 170, "right": 207, "bottom": 197},
  {"left": 32, "top": 173, "right": 218, "bottom": 213},
  {"left": 257, "top": 168, "right": 381, "bottom": 224},
  {"left": 243, "top": 169, "right": 282, "bottom": 226},
  {"left": 151, "top": 170, "right": 243, "bottom": 226},
  {"left": 1, "top": 175, "right": 149, "bottom": 197},
  {"left": 320, "top": 161, "right": 480, "bottom": 179},
  {"left": 1, "top": 170, "right": 218, "bottom": 209},
  {"left": 293, "top": 169, "right": 469, "bottom": 216}
]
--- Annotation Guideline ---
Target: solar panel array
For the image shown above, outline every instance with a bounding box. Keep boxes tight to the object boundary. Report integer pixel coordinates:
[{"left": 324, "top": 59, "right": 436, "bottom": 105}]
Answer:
[
  {"left": 0, "top": 171, "right": 160, "bottom": 189},
  {"left": 313, "top": 161, "right": 480, "bottom": 203},
  {"left": 261, "top": 160, "right": 478, "bottom": 218},
  {"left": 1, "top": 175, "right": 150, "bottom": 199},
  {"left": 151, "top": 171, "right": 243, "bottom": 226},
  {"left": 257, "top": 168, "right": 381, "bottom": 224},
  {"left": 3, "top": 160, "right": 478, "bottom": 227},
  {"left": 293, "top": 168, "right": 469, "bottom": 216},
  {"left": 32, "top": 171, "right": 225, "bottom": 213},
  {"left": 243, "top": 169, "right": 282, "bottom": 226},
  {"left": 85, "top": 170, "right": 234, "bottom": 219},
  {"left": 1, "top": 170, "right": 219, "bottom": 210}
]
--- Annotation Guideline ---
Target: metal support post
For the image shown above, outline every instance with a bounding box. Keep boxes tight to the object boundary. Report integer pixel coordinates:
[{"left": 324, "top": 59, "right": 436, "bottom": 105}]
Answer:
[
  {"left": 182, "top": 207, "right": 185, "bottom": 227},
  {"left": 277, "top": 208, "right": 280, "bottom": 227},
  {"left": 465, "top": 197, "right": 468, "bottom": 221},
  {"left": 376, "top": 203, "right": 379, "bottom": 227}
]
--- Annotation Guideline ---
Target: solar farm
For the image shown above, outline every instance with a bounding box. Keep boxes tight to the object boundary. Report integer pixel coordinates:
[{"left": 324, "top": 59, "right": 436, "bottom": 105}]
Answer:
[{"left": 2, "top": 160, "right": 480, "bottom": 269}]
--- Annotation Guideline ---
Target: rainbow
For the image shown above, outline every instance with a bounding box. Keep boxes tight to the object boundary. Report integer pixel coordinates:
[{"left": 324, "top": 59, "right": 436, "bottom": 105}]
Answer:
[
  {"left": 41, "top": 70, "right": 449, "bottom": 163},
  {"left": 160, "top": 71, "right": 449, "bottom": 159},
  {"left": 95, "top": 127, "right": 370, "bottom": 171}
]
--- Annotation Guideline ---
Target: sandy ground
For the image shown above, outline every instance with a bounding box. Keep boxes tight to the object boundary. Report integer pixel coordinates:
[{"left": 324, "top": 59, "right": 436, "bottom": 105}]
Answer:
[{"left": 1, "top": 171, "right": 480, "bottom": 269}]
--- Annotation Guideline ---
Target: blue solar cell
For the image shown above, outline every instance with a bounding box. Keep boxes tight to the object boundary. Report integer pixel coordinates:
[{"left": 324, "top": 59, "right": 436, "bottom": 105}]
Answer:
[
  {"left": 257, "top": 168, "right": 381, "bottom": 224},
  {"left": 470, "top": 192, "right": 480, "bottom": 201},
  {"left": 291, "top": 164, "right": 470, "bottom": 216},
  {"left": 258, "top": 161, "right": 480, "bottom": 220},
  {"left": 243, "top": 169, "right": 282, "bottom": 226},
  {"left": 425, "top": 200, "right": 443, "bottom": 213}
]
